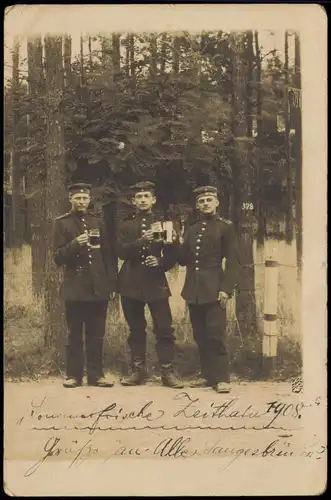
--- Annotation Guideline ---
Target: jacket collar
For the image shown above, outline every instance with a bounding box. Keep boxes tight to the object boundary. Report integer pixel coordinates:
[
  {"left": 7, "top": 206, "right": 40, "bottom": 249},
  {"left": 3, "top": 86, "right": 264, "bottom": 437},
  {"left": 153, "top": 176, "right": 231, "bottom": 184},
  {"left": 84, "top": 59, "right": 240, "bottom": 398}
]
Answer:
[
  {"left": 200, "top": 212, "right": 219, "bottom": 222},
  {"left": 70, "top": 209, "right": 89, "bottom": 219},
  {"left": 135, "top": 210, "right": 154, "bottom": 219}
]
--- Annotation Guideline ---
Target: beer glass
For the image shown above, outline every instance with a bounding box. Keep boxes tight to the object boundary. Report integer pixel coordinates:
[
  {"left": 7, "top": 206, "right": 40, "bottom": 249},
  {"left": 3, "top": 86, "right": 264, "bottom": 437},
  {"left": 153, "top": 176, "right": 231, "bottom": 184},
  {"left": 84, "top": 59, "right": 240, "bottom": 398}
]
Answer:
[
  {"left": 150, "top": 221, "right": 173, "bottom": 242},
  {"left": 151, "top": 222, "right": 165, "bottom": 241},
  {"left": 88, "top": 229, "right": 101, "bottom": 249}
]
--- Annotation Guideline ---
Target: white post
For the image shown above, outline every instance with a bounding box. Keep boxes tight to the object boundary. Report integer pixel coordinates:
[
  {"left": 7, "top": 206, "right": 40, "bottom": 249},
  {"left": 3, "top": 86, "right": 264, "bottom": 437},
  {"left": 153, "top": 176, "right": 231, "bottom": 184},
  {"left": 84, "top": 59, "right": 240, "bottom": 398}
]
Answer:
[{"left": 262, "top": 247, "right": 279, "bottom": 376}]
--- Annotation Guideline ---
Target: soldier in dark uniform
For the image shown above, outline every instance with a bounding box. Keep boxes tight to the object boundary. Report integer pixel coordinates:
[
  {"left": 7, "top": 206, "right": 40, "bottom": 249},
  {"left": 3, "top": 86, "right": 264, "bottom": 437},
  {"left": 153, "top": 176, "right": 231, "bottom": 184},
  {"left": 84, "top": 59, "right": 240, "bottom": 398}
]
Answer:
[
  {"left": 53, "top": 183, "right": 118, "bottom": 388},
  {"left": 176, "top": 186, "right": 239, "bottom": 394},
  {"left": 116, "top": 181, "right": 183, "bottom": 388}
]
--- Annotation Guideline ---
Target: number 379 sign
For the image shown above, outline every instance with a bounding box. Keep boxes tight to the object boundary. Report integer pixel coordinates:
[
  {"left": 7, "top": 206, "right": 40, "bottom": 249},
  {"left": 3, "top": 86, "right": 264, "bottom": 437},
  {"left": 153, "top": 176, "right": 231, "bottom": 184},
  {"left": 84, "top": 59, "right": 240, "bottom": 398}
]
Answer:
[{"left": 242, "top": 202, "right": 254, "bottom": 211}]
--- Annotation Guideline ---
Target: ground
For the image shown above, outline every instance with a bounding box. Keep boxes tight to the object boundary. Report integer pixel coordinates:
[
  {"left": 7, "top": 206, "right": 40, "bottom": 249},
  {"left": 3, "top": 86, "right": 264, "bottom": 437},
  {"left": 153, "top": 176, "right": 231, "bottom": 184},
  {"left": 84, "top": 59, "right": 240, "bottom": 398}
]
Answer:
[{"left": 4, "top": 376, "right": 326, "bottom": 496}]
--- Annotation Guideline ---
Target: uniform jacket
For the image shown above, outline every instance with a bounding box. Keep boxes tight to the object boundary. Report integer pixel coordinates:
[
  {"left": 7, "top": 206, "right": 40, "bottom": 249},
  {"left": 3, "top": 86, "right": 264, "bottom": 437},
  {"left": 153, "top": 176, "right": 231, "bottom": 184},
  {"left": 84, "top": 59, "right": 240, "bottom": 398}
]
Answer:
[
  {"left": 53, "top": 210, "right": 118, "bottom": 301},
  {"left": 116, "top": 212, "right": 177, "bottom": 302},
  {"left": 177, "top": 214, "right": 239, "bottom": 305}
]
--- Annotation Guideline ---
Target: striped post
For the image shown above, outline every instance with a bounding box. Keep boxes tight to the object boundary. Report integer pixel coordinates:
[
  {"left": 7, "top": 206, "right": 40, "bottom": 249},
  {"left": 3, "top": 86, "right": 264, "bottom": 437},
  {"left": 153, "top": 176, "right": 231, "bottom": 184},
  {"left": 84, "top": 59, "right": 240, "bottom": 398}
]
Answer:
[{"left": 262, "top": 248, "right": 279, "bottom": 377}]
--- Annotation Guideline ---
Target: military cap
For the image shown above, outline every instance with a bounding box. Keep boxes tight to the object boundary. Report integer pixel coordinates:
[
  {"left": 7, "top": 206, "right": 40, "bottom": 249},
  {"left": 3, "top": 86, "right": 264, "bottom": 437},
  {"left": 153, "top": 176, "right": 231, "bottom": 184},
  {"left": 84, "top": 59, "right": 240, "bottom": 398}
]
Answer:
[
  {"left": 67, "top": 183, "right": 92, "bottom": 195},
  {"left": 193, "top": 185, "right": 218, "bottom": 200},
  {"left": 130, "top": 181, "right": 156, "bottom": 195}
]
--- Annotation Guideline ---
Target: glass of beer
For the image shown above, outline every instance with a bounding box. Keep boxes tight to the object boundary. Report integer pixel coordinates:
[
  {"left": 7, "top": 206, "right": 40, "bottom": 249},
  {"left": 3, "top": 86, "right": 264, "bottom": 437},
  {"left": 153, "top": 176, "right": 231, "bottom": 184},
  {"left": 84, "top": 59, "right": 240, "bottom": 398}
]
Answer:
[
  {"left": 88, "top": 229, "right": 101, "bottom": 249},
  {"left": 151, "top": 222, "right": 165, "bottom": 241},
  {"left": 150, "top": 221, "right": 173, "bottom": 242}
]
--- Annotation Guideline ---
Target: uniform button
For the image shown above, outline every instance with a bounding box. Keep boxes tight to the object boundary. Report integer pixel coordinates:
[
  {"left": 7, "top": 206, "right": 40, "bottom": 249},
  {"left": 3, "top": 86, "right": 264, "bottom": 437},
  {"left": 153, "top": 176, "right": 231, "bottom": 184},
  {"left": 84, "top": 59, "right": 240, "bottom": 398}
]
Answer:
[
  {"left": 202, "top": 228, "right": 206, "bottom": 231},
  {"left": 196, "top": 252, "right": 199, "bottom": 256},
  {"left": 197, "top": 239, "right": 201, "bottom": 243},
  {"left": 142, "top": 218, "right": 146, "bottom": 222},
  {"left": 195, "top": 267, "right": 199, "bottom": 271},
  {"left": 142, "top": 230, "right": 146, "bottom": 234},
  {"left": 196, "top": 246, "right": 200, "bottom": 250},
  {"left": 195, "top": 260, "right": 199, "bottom": 263},
  {"left": 202, "top": 222, "right": 207, "bottom": 226},
  {"left": 141, "top": 224, "right": 146, "bottom": 228}
]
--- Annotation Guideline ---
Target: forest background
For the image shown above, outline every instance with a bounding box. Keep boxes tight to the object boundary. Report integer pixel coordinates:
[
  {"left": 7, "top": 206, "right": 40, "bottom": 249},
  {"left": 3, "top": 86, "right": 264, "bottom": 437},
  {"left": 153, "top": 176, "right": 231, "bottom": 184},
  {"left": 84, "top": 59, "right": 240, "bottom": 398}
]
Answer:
[{"left": 4, "top": 28, "right": 302, "bottom": 382}]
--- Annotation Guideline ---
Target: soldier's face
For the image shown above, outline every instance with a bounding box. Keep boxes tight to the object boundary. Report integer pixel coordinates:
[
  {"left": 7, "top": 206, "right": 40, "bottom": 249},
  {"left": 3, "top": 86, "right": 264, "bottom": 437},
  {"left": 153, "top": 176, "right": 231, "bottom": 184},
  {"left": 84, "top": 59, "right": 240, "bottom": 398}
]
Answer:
[
  {"left": 70, "top": 193, "right": 91, "bottom": 212},
  {"left": 196, "top": 195, "right": 219, "bottom": 215},
  {"left": 132, "top": 191, "right": 156, "bottom": 212}
]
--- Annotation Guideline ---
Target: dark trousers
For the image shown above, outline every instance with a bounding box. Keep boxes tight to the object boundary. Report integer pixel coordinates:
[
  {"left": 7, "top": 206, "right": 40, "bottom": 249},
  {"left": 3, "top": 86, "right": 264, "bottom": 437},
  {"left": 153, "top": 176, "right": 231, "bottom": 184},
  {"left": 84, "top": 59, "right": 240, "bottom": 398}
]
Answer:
[
  {"left": 65, "top": 300, "right": 109, "bottom": 382},
  {"left": 121, "top": 296, "right": 175, "bottom": 366},
  {"left": 188, "top": 301, "right": 229, "bottom": 384}
]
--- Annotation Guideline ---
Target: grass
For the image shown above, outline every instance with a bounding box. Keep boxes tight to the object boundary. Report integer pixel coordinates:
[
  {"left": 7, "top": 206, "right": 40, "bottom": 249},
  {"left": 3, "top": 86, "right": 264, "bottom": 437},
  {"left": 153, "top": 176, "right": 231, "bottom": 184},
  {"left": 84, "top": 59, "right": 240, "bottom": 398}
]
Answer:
[
  {"left": 4, "top": 301, "right": 302, "bottom": 383},
  {"left": 4, "top": 243, "right": 302, "bottom": 382}
]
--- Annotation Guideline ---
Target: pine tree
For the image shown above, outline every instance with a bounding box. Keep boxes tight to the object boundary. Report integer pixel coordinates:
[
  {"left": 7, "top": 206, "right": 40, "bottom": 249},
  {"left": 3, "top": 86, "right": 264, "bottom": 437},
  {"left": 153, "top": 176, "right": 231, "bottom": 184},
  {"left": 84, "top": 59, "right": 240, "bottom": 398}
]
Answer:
[
  {"left": 293, "top": 33, "right": 302, "bottom": 280},
  {"left": 43, "top": 36, "right": 67, "bottom": 350},
  {"left": 230, "top": 31, "right": 257, "bottom": 337},
  {"left": 26, "top": 36, "right": 47, "bottom": 297},
  {"left": 284, "top": 30, "right": 293, "bottom": 242},
  {"left": 10, "top": 38, "right": 25, "bottom": 255}
]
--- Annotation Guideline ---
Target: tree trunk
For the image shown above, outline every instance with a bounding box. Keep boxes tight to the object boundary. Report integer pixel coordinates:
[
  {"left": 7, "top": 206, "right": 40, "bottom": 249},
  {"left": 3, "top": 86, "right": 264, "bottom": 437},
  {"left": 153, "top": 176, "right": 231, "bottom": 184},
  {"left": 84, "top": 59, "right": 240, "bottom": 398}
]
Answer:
[
  {"left": 80, "top": 35, "right": 85, "bottom": 86},
  {"left": 172, "top": 35, "right": 180, "bottom": 74},
  {"left": 149, "top": 34, "right": 158, "bottom": 77},
  {"left": 11, "top": 38, "right": 25, "bottom": 254},
  {"left": 43, "top": 36, "right": 67, "bottom": 351},
  {"left": 101, "top": 35, "right": 114, "bottom": 86},
  {"left": 129, "top": 34, "right": 136, "bottom": 92},
  {"left": 246, "top": 31, "right": 254, "bottom": 138},
  {"left": 63, "top": 35, "right": 72, "bottom": 88},
  {"left": 246, "top": 31, "right": 257, "bottom": 238},
  {"left": 254, "top": 31, "right": 265, "bottom": 246},
  {"left": 230, "top": 31, "right": 257, "bottom": 337},
  {"left": 160, "top": 33, "right": 167, "bottom": 74},
  {"left": 88, "top": 36, "right": 93, "bottom": 68},
  {"left": 27, "top": 36, "right": 47, "bottom": 297},
  {"left": 284, "top": 30, "right": 293, "bottom": 243},
  {"left": 125, "top": 35, "right": 130, "bottom": 79},
  {"left": 112, "top": 34, "right": 121, "bottom": 80},
  {"left": 293, "top": 33, "right": 302, "bottom": 281}
]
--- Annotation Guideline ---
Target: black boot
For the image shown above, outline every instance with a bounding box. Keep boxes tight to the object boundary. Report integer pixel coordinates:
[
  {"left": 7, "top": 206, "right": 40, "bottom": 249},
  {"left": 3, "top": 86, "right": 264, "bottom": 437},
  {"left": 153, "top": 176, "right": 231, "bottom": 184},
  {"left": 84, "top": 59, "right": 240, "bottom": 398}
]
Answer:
[
  {"left": 189, "top": 375, "right": 211, "bottom": 388},
  {"left": 189, "top": 365, "right": 213, "bottom": 388},
  {"left": 121, "top": 360, "right": 146, "bottom": 386},
  {"left": 63, "top": 377, "right": 82, "bottom": 388},
  {"left": 161, "top": 364, "right": 184, "bottom": 389},
  {"left": 214, "top": 381, "right": 231, "bottom": 394},
  {"left": 88, "top": 376, "right": 114, "bottom": 388}
]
